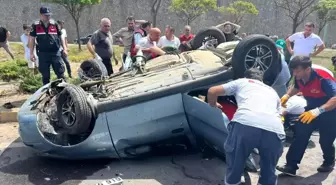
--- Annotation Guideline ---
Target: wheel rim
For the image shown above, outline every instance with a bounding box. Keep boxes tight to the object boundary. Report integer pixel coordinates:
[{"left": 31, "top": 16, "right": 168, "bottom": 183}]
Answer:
[
  {"left": 61, "top": 95, "right": 76, "bottom": 127},
  {"left": 244, "top": 44, "right": 273, "bottom": 72},
  {"left": 203, "top": 36, "right": 218, "bottom": 47}
]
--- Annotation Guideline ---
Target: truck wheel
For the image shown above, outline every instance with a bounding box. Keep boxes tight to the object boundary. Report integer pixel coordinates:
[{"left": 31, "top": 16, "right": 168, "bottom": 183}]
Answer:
[
  {"left": 231, "top": 34, "right": 281, "bottom": 86},
  {"left": 57, "top": 84, "right": 92, "bottom": 135},
  {"left": 190, "top": 27, "right": 226, "bottom": 49}
]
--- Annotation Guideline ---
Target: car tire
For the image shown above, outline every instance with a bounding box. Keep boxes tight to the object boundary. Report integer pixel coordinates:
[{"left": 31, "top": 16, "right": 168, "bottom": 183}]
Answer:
[
  {"left": 190, "top": 27, "right": 226, "bottom": 49},
  {"left": 231, "top": 34, "right": 281, "bottom": 86},
  {"left": 79, "top": 59, "right": 108, "bottom": 81},
  {"left": 57, "top": 84, "right": 92, "bottom": 135}
]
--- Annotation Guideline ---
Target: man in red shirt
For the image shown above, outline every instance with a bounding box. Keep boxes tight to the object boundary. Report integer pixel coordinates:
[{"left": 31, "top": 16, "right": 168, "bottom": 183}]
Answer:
[{"left": 179, "top": 25, "right": 194, "bottom": 44}]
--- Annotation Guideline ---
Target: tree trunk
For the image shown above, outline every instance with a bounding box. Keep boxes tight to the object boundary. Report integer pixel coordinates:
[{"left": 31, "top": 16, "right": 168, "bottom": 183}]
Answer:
[
  {"left": 152, "top": 13, "right": 157, "bottom": 27},
  {"left": 75, "top": 19, "right": 82, "bottom": 51},
  {"left": 292, "top": 17, "right": 299, "bottom": 33}
]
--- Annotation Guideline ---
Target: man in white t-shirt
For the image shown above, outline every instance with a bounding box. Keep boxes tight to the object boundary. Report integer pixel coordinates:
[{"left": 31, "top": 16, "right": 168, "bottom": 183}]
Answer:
[
  {"left": 286, "top": 22, "right": 325, "bottom": 58},
  {"left": 57, "top": 20, "right": 72, "bottom": 78},
  {"left": 157, "top": 26, "right": 180, "bottom": 49},
  {"left": 20, "top": 24, "right": 38, "bottom": 72},
  {"left": 207, "top": 68, "right": 285, "bottom": 185}
]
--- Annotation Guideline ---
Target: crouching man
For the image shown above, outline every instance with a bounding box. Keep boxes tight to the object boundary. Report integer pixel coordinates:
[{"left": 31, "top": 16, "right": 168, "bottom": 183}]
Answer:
[
  {"left": 207, "top": 68, "right": 285, "bottom": 185},
  {"left": 136, "top": 28, "right": 166, "bottom": 60}
]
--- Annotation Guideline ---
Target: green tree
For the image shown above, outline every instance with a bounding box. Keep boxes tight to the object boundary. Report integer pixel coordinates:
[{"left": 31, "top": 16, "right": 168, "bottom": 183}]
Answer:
[
  {"left": 42, "top": 0, "right": 102, "bottom": 50},
  {"left": 314, "top": 0, "right": 336, "bottom": 35},
  {"left": 218, "top": 1, "right": 259, "bottom": 24},
  {"left": 274, "top": 0, "right": 317, "bottom": 33},
  {"left": 169, "top": 0, "right": 217, "bottom": 25}
]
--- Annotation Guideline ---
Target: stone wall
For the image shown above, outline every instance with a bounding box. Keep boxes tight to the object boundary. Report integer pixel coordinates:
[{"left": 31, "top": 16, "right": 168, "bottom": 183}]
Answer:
[{"left": 0, "top": 0, "right": 335, "bottom": 46}]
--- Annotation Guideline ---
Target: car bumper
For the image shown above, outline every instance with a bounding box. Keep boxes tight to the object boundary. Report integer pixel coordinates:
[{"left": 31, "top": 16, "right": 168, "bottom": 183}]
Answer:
[{"left": 18, "top": 84, "right": 119, "bottom": 159}]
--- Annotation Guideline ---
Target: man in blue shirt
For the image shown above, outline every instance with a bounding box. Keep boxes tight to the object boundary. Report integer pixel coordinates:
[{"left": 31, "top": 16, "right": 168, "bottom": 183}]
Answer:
[{"left": 277, "top": 56, "right": 336, "bottom": 175}]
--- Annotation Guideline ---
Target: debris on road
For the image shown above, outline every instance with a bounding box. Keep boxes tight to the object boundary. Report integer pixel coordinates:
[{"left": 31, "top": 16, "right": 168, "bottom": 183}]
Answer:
[{"left": 95, "top": 177, "right": 123, "bottom": 185}]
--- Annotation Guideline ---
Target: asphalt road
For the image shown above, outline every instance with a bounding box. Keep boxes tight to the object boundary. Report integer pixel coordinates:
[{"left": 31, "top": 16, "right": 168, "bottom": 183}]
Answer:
[{"left": 0, "top": 122, "right": 335, "bottom": 185}]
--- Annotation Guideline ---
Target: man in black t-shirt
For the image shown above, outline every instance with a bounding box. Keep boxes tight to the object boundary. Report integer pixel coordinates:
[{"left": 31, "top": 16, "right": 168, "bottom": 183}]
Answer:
[{"left": 0, "top": 27, "right": 15, "bottom": 59}]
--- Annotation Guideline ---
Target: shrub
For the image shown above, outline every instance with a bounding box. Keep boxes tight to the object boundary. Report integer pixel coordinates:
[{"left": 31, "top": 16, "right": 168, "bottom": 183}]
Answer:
[{"left": 0, "top": 59, "right": 29, "bottom": 81}]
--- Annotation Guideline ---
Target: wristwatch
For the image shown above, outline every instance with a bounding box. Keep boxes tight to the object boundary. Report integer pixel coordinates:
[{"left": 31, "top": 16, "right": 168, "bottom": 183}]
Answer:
[{"left": 318, "top": 107, "right": 326, "bottom": 113}]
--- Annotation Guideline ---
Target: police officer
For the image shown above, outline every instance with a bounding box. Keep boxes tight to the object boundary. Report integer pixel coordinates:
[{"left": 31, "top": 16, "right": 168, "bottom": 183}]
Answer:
[
  {"left": 29, "top": 6, "right": 67, "bottom": 85},
  {"left": 277, "top": 56, "right": 336, "bottom": 176}
]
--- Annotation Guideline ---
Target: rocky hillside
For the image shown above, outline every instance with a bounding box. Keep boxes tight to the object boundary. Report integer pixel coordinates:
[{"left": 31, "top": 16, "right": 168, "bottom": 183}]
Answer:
[{"left": 0, "top": 0, "right": 335, "bottom": 46}]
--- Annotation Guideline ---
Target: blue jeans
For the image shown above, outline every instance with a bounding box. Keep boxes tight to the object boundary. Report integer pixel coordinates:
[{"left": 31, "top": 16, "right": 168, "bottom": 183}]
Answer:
[{"left": 225, "top": 122, "right": 283, "bottom": 185}]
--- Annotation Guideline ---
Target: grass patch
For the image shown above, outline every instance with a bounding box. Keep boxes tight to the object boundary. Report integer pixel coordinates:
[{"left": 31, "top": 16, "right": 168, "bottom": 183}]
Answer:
[{"left": 1, "top": 42, "right": 124, "bottom": 63}]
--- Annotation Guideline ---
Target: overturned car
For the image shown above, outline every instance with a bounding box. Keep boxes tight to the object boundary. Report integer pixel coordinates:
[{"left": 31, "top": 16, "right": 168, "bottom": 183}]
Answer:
[{"left": 18, "top": 34, "right": 282, "bottom": 174}]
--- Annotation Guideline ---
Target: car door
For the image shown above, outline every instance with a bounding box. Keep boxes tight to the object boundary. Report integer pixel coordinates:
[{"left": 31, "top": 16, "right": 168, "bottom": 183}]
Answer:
[{"left": 182, "top": 93, "right": 230, "bottom": 155}]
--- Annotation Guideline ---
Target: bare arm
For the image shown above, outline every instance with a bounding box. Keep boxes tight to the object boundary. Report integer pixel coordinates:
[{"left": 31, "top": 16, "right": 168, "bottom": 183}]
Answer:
[
  {"left": 29, "top": 36, "right": 36, "bottom": 56},
  {"left": 286, "top": 38, "right": 293, "bottom": 55},
  {"left": 6, "top": 31, "right": 11, "bottom": 41},
  {"left": 87, "top": 40, "right": 96, "bottom": 56},
  {"left": 113, "top": 29, "right": 123, "bottom": 44},
  {"left": 207, "top": 85, "right": 225, "bottom": 107},
  {"left": 312, "top": 44, "right": 325, "bottom": 57}
]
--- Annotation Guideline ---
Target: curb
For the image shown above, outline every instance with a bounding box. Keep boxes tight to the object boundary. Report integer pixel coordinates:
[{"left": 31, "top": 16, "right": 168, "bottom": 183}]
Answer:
[{"left": 0, "top": 110, "right": 18, "bottom": 123}]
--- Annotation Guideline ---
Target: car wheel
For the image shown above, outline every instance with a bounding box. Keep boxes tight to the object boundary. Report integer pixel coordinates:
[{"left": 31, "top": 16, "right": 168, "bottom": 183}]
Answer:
[
  {"left": 190, "top": 27, "right": 226, "bottom": 49},
  {"left": 56, "top": 84, "right": 92, "bottom": 135},
  {"left": 231, "top": 34, "right": 281, "bottom": 86},
  {"left": 78, "top": 59, "right": 108, "bottom": 81}
]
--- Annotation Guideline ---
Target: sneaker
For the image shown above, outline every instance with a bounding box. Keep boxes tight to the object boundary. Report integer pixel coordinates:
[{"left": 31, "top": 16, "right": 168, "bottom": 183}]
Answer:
[
  {"left": 276, "top": 165, "right": 297, "bottom": 176},
  {"left": 317, "top": 162, "right": 335, "bottom": 173}
]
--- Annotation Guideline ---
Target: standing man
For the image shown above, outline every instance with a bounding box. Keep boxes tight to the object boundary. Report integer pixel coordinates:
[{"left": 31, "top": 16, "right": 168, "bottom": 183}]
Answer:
[
  {"left": 29, "top": 6, "right": 67, "bottom": 85},
  {"left": 0, "top": 26, "right": 15, "bottom": 59},
  {"left": 277, "top": 56, "right": 336, "bottom": 176},
  {"left": 113, "top": 16, "right": 136, "bottom": 62},
  {"left": 21, "top": 24, "right": 38, "bottom": 72},
  {"left": 158, "top": 26, "right": 180, "bottom": 49},
  {"left": 87, "top": 18, "right": 114, "bottom": 75},
  {"left": 179, "top": 25, "right": 194, "bottom": 44},
  {"left": 130, "top": 21, "right": 152, "bottom": 57},
  {"left": 207, "top": 68, "right": 285, "bottom": 185},
  {"left": 272, "top": 39, "right": 291, "bottom": 97},
  {"left": 286, "top": 22, "right": 325, "bottom": 58},
  {"left": 57, "top": 20, "right": 72, "bottom": 78}
]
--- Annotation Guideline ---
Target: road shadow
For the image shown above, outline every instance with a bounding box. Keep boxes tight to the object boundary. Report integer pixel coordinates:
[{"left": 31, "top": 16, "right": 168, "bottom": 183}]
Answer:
[
  {"left": 0, "top": 139, "right": 225, "bottom": 185},
  {"left": 283, "top": 139, "right": 316, "bottom": 149},
  {"left": 278, "top": 171, "right": 332, "bottom": 185}
]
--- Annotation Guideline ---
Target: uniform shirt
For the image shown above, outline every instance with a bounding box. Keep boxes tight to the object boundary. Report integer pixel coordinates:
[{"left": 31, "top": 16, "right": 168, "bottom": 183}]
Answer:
[
  {"left": 294, "top": 70, "right": 336, "bottom": 111},
  {"left": 0, "top": 27, "right": 8, "bottom": 42},
  {"left": 90, "top": 30, "right": 114, "bottom": 59},
  {"left": 222, "top": 78, "right": 285, "bottom": 135},
  {"left": 113, "top": 27, "right": 134, "bottom": 54},
  {"left": 284, "top": 95, "right": 307, "bottom": 115},
  {"left": 30, "top": 20, "right": 62, "bottom": 54},
  {"left": 288, "top": 32, "right": 323, "bottom": 56},
  {"left": 179, "top": 34, "right": 194, "bottom": 43},
  {"left": 157, "top": 36, "right": 180, "bottom": 49},
  {"left": 312, "top": 64, "right": 334, "bottom": 79}
]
